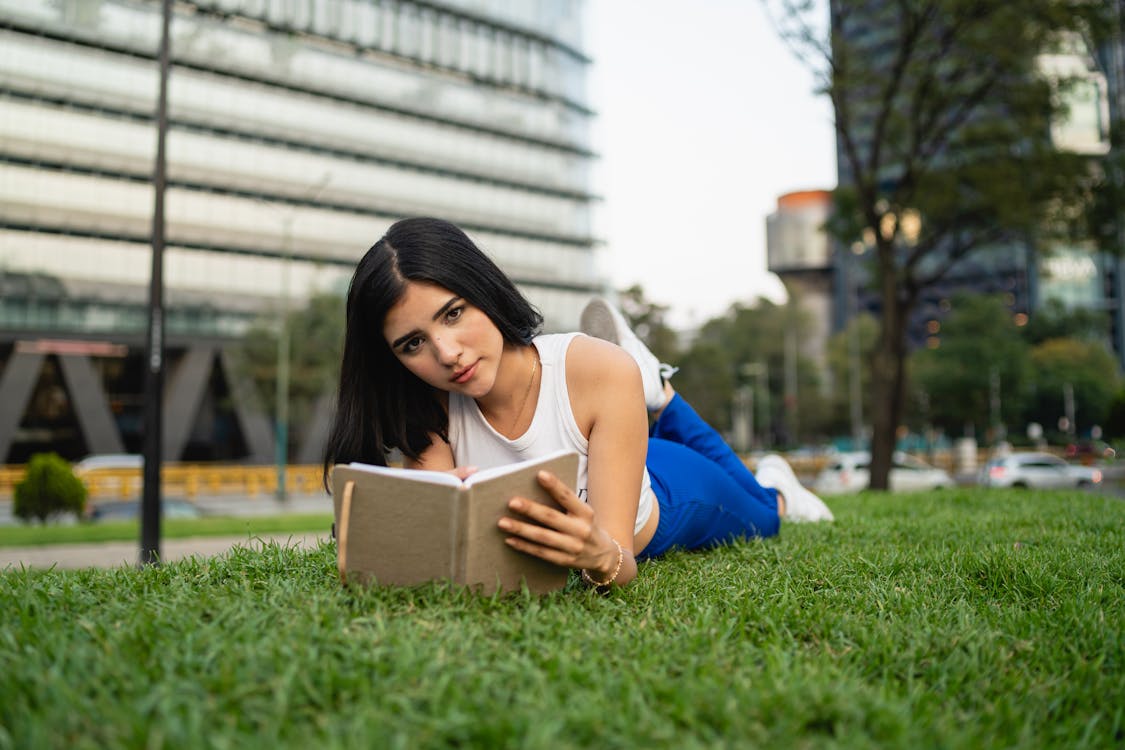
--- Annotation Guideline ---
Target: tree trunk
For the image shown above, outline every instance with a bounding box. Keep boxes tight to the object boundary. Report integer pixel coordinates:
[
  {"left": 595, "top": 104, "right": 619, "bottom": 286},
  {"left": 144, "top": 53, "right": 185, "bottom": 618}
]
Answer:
[{"left": 868, "top": 250, "right": 912, "bottom": 491}]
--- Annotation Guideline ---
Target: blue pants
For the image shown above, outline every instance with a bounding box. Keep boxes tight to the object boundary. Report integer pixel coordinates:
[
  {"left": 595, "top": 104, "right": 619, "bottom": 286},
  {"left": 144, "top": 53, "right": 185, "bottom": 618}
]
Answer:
[{"left": 638, "top": 394, "right": 780, "bottom": 559}]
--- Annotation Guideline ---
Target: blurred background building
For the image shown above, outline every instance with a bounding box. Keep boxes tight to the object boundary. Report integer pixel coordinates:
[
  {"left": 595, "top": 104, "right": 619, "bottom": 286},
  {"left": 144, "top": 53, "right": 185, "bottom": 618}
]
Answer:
[
  {"left": 817, "top": 1, "right": 1123, "bottom": 365},
  {"left": 765, "top": 189, "right": 832, "bottom": 394},
  {"left": 0, "top": 0, "right": 601, "bottom": 464}
]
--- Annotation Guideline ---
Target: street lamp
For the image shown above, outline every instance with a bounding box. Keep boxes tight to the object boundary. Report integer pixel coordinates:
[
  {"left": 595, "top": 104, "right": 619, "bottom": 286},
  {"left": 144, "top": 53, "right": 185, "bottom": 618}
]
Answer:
[
  {"left": 739, "top": 362, "right": 769, "bottom": 450},
  {"left": 257, "top": 173, "right": 332, "bottom": 501}
]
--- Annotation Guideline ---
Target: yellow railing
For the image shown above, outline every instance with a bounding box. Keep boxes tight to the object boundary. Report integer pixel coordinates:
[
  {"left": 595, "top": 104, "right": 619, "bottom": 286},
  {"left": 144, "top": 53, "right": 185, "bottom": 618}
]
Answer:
[
  {"left": 1, "top": 448, "right": 1075, "bottom": 499},
  {"left": 0, "top": 464, "right": 326, "bottom": 500},
  {"left": 0, "top": 466, "right": 26, "bottom": 497}
]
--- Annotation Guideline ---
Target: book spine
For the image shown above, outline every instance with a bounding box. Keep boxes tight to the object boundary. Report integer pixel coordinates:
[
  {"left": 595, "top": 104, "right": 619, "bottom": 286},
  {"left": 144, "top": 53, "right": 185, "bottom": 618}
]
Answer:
[{"left": 452, "top": 487, "right": 469, "bottom": 583}]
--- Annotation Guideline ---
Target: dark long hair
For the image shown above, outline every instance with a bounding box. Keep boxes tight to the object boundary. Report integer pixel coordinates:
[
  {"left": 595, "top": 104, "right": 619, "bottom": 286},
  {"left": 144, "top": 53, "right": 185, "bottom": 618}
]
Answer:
[{"left": 323, "top": 217, "right": 543, "bottom": 484}]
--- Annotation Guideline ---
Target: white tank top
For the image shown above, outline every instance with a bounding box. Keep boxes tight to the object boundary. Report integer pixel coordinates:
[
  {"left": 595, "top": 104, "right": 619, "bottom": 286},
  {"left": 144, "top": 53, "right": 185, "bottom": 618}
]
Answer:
[{"left": 448, "top": 332, "right": 655, "bottom": 536}]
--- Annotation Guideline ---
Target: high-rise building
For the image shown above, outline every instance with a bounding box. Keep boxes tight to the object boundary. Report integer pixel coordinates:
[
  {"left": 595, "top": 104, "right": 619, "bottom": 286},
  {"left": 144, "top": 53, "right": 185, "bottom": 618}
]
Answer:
[
  {"left": 828, "top": 1, "right": 1121, "bottom": 364},
  {"left": 0, "top": 0, "right": 601, "bottom": 463}
]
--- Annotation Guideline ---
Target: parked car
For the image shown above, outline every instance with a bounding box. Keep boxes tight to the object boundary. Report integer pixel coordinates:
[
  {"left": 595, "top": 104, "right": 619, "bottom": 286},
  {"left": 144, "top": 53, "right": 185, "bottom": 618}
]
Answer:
[
  {"left": 86, "top": 498, "right": 202, "bottom": 522},
  {"left": 979, "top": 452, "right": 1102, "bottom": 489},
  {"left": 813, "top": 451, "right": 955, "bottom": 494},
  {"left": 72, "top": 454, "right": 144, "bottom": 473},
  {"left": 72, "top": 454, "right": 145, "bottom": 498}
]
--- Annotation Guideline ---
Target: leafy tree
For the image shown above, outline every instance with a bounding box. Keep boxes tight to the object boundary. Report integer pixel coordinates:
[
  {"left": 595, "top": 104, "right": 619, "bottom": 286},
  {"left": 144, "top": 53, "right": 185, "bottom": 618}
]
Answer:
[
  {"left": 237, "top": 292, "right": 345, "bottom": 453},
  {"left": 684, "top": 296, "right": 826, "bottom": 446},
  {"left": 824, "top": 312, "right": 879, "bottom": 441},
  {"left": 673, "top": 340, "right": 736, "bottom": 435},
  {"left": 1104, "top": 388, "right": 1125, "bottom": 439},
  {"left": 766, "top": 0, "right": 1109, "bottom": 488},
  {"left": 1022, "top": 297, "right": 1109, "bottom": 345},
  {"left": 617, "top": 284, "right": 682, "bottom": 366},
  {"left": 911, "top": 294, "right": 1032, "bottom": 439},
  {"left": 1025, "top": 338, "right": 1120, "bottom": 437},
  {"left": 14, "top": 452, "right": 87, "bottom": 523}
]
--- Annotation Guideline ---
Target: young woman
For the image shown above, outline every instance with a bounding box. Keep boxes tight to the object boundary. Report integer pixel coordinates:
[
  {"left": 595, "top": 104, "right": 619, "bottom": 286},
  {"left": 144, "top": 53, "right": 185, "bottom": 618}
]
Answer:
[{"left": 324, "top": 217, "right": 832, "bottom": 590}]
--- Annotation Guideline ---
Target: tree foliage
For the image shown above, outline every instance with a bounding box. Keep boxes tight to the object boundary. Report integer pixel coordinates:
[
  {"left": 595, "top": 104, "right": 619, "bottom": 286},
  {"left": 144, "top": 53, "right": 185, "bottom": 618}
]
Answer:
[
  {"left": 911, "top": 294, "right": 1032, "bottom": 439},
  {"left": 824, "top": 312, "right": 879, "bottom": 440},
  {"left": 617, "top": 284, "right": 682, "bottom": 367},
  {"left": 1026, "top": 337, "right": 1120, "bottom": 436},
  {"left": 766, "top": 0, "right": 1110, "bottom": 488},
  {"left": 674, "top": 340, "right": 736, "bottom": 434},
  {"left": 1022, "top": 297, "right": 1109, "bottom": 345},
  {"left": 237, "top": 292, "right": 345, "bottom": 450},
  {"left": 679, "top": 296, "right": 828, "bottom": 446},
  {"left": 908, "top": 292, "right": 1122, "bottom": 441},
  {"left": 14, "top": 452, "right": 87, "bottom": 523}
]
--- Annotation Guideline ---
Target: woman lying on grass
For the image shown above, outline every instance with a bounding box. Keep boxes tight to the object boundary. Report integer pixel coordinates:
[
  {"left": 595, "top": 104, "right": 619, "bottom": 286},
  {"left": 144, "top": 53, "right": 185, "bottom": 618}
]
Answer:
[{"left": 324, "top": 217, "right": 832, "bottom": 590}]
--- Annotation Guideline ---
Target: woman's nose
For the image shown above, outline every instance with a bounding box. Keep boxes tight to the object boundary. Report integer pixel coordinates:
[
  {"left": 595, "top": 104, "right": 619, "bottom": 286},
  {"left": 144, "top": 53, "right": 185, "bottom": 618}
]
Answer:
[{"left": 433, "top": 336, "right": 461, "bottom": 365}]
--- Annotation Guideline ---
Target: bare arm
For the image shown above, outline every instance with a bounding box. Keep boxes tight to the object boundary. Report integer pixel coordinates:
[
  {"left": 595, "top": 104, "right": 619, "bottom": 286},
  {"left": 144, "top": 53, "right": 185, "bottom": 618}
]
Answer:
[
  {"left": 403, "top": 428, "right": 485, "bottom": 481},
  {"left": 500, "top": 337, "right": 648, "bottom": 588}
]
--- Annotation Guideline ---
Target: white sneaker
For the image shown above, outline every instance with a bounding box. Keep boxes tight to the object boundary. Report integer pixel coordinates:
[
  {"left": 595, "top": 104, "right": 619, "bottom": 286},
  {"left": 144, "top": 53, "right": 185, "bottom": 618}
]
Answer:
[
  {"left": 580, "top": 298, "right": 677, "bottom": 411},
  {"left": 755, "top": 454, "right": 834, "bottom": 522}
]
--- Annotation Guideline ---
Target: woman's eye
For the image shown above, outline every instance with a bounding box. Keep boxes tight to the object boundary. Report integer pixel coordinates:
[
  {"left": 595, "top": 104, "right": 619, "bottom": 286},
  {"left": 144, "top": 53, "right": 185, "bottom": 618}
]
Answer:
[
  {"left": 446, "top": 306, "right": 464, "bottom": 322},
  {"left": 402, "top": 336, "right": 424, "bottom": 354}
]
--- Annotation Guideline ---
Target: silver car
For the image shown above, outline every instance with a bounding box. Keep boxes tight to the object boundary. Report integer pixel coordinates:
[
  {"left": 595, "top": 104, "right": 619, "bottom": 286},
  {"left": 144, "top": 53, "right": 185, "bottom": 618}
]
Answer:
[
  {"left": 979, "top": 452, "right": 1103, "bottom": 489},
  {"left": 813, "top": 451, "right": 956, "bottom": 494}
]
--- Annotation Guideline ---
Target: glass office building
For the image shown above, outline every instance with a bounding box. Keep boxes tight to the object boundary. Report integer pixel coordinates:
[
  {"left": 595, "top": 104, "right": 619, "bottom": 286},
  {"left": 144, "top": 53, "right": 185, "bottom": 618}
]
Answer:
[
  {"left": 0, "top": 0, "right": 602, "bottom": 463},
  {"left": 827, "top": 2, "right": 1122, "bottom": 364}
]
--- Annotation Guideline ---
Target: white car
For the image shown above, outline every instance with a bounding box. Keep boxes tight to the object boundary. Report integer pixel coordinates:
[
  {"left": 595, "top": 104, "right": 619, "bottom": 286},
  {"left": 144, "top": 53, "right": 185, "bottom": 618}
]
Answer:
[
  {"left": 72, "top": 454, "right": 143, "bottom": 473},
  {"left": 813, "top": 451, "right": 956, "bottom": 494},
  {"left": 979, "top": 452, "right": 1102, "bottom": 489}
]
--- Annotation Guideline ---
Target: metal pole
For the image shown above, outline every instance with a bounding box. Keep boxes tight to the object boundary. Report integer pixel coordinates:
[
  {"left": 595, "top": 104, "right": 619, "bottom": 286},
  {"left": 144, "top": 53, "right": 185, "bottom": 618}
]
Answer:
[
  {"left": 256, "top": 173, "right": 329, "bottom": 500},
  {"left": 140, "top": 0, "right": 172, "bottom": 566},
  {"left": 1063, "top": 382, "right": 1076, "bottom": 438},
  {"left": 784, "top": 316, "right": 798, "bottom": 443},
  {"left": 276, "top": 216, "right": 292, "bottom": 501},
  {"left": 758, "top": 361, "right": 771, "bottom": 449},
  {"left": 989, "top": 367, "right": 1001, "bottom": 444}
]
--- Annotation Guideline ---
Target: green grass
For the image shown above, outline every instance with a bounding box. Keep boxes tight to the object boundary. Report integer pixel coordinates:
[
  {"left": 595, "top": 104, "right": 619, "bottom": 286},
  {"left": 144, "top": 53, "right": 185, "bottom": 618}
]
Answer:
[
  {"left": 1, "top": 488, "right": 1122, "bottom": 749},
  {"left": 0, "top": 514, "right": 333, "bottom": 547}
]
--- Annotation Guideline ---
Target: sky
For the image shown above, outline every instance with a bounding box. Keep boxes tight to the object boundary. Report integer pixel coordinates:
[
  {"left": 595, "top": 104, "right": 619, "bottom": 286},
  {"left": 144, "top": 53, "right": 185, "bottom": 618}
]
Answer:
[{"left": 584, "top": 0, "right": 837, "bottom": 328}]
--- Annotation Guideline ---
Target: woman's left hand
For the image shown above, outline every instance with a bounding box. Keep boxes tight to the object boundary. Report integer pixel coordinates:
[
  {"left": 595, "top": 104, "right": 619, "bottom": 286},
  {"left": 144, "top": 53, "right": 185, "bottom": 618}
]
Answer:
[{"left": 498, "top": 470, "right": 620, "bottom": 577}]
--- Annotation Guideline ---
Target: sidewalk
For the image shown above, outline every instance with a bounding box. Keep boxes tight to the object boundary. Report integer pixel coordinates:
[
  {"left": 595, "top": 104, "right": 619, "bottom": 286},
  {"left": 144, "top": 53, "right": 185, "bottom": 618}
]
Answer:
[
  {"left": 0, "top": 532, "right": 328, "bottom": 571},
  {"left": 1, "top": 491, "right": 333, "bottom": 570},
  {"left": 0, "top": 492, "right": 333, "bottom": 526}
]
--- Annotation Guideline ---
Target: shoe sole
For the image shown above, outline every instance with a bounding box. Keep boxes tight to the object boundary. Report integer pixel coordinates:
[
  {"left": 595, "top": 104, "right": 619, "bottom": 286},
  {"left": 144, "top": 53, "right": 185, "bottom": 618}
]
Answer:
[{"left": 579, "top": 299, "right": 621, "bottom": 345}]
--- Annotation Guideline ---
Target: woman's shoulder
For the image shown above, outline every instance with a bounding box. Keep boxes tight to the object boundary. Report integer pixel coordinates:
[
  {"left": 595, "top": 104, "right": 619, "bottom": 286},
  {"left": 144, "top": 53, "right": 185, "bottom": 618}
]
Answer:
[
  {"left": 562, "top": 334, "right": 645, "bottom": 435},
  {"left": 564, "top": 334, "right": 643, "bottom": 390}
]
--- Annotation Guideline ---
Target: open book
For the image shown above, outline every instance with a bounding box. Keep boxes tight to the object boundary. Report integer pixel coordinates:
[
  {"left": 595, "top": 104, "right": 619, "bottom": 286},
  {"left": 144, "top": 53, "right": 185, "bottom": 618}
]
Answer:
[{"left": 331, "top": 449, "right": 578, "bottom": 594}]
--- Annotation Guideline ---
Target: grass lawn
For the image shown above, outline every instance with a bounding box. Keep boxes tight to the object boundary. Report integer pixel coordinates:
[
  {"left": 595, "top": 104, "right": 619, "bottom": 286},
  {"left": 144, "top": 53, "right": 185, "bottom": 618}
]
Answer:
[
  {"left": 0, "top": 514, "right": 333, "bottom": 547},
  {"left": 1, "top": 488, "right": 1122, "bottom": 749}
]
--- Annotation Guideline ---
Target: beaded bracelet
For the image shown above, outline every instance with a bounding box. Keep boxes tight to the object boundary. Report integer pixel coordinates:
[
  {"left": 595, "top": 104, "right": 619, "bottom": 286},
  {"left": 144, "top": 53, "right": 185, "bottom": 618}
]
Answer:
[{"left": 581, "top": 537, "right": 624, "bottom": 588}]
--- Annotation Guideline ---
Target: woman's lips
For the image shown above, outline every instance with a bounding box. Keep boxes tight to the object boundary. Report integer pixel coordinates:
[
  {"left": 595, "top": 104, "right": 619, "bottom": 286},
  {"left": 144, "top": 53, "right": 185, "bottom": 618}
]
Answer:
[{"left": 452, "top": 361, "right": 478, "bottom": 384}]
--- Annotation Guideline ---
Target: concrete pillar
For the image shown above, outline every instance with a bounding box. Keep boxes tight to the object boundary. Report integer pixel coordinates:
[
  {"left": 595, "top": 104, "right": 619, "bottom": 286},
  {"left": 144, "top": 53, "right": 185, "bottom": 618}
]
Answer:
[
  {"left": 58, "top": 354, "right": 125, "bottom": 455},
  {"left": 0, "top": 351, "right": 45, "bottom": 463},
  {"left": 219, "top": 349, "right": 274, "bottom": 464},
  {"left": 162, "top": 346, "right": 215, "bottom": 461}
]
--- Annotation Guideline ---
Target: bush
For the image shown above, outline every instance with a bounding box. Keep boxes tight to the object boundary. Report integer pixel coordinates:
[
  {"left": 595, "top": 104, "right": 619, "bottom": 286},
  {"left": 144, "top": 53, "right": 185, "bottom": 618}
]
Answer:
[{"left": 13, "top": 453, "right": 88, "bottom": 524}]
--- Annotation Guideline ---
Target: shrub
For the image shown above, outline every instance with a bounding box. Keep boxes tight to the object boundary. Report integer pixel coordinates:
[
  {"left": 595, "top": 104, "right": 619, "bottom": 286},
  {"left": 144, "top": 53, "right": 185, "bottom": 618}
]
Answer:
[{"left": 13, "top": 453, "right": 88, "bottom": 524}]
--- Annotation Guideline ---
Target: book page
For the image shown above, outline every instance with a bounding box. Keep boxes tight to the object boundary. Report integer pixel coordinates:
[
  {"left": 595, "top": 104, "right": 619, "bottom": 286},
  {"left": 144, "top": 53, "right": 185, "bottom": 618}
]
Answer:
[
  {"left": 346, "top": 462, "right": 462, "bottom": 488},
  {"left": 461, "top": 448, "right": 578, "bottom": 487},
  {"left": 348, "top": 449, "right": 576, "bottom": 490}
]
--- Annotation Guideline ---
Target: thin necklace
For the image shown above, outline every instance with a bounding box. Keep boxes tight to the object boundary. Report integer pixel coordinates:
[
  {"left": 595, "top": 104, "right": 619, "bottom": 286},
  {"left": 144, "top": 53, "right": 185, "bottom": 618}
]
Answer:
[{"left": 509, "top": 351, "right": 539, "bottom": 434}]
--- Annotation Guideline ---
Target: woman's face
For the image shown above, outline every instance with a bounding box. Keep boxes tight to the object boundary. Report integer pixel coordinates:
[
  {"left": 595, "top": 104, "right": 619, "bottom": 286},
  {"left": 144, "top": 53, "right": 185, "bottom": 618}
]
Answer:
[{"left": 382, "top": 280, "right": 506, "bottom": 399}]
